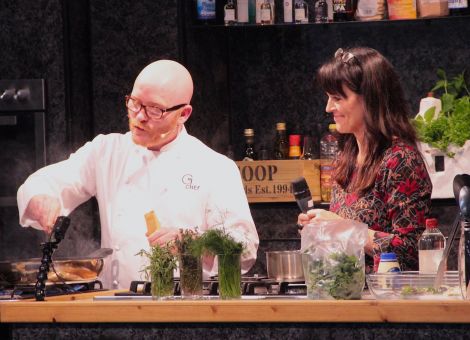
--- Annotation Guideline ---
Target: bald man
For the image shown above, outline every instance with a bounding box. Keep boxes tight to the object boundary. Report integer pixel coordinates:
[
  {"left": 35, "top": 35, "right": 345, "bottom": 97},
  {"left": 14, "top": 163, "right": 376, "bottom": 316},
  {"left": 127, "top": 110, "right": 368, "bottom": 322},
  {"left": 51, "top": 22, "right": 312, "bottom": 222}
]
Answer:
[{"left": 17, "top": 60, "right": 259, "bottom": 289}]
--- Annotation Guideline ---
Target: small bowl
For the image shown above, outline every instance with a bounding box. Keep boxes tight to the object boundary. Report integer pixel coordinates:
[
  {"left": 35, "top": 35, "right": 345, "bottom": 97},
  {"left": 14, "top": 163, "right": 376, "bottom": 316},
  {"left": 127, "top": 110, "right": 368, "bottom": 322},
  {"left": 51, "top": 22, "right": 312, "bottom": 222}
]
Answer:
[{"left": 366, "top": 271, "right": 463, "bottom": 300}]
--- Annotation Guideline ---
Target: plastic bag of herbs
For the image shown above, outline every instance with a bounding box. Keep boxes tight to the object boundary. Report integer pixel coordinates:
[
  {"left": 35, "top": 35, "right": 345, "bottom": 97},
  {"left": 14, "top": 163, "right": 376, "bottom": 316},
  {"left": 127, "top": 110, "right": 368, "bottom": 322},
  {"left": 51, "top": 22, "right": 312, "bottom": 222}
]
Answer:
[
  {"left": 413, "top": 69, "right": 470, "bottom": 158},
  {"left": 300, "top": 219, "right": 368, "bottom": 300}
]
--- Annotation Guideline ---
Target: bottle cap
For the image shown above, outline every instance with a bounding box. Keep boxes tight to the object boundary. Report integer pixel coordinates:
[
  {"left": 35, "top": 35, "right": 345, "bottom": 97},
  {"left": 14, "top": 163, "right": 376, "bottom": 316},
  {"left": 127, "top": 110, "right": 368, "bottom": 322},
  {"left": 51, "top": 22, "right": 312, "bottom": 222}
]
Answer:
[
  {"left": 289, "top": 134, "right": 301, "bottom": 146},
  {"left": 425, "top": 218, "right": 438, "bottom": 228},
  {"left": 328, "top": 123, "right": 336, "bottom": 131},
  {"left": 276, "top": 122, "right": 286, "bottom": 130},
  {"left": 244, "top": 128, "right": 254, "bottom": 136},
  {"left": 380, "top": 252, "right": 398, "bottom": 261}
]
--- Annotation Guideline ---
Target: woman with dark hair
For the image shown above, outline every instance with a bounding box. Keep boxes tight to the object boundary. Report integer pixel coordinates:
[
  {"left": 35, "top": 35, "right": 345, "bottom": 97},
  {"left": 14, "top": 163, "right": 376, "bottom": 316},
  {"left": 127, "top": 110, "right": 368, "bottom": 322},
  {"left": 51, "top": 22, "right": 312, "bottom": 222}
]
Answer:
[{"left": 298, "top": 47, "right": 432, "bottom": 272}]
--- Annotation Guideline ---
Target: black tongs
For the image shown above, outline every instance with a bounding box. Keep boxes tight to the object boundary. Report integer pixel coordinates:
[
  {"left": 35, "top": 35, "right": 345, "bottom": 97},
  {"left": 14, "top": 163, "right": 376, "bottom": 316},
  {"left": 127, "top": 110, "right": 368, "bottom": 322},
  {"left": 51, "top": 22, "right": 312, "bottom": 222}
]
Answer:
[{"left": 434, "top": 174, "right": 470, "bottom": 289}]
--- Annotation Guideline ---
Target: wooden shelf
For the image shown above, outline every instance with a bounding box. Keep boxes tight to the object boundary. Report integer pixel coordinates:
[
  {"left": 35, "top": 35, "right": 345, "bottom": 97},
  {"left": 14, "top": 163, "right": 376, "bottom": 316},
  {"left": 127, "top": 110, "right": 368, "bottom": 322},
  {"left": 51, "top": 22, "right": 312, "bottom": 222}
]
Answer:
[{"left": 2, "top": 292, "right": 470, "bottom": 323}]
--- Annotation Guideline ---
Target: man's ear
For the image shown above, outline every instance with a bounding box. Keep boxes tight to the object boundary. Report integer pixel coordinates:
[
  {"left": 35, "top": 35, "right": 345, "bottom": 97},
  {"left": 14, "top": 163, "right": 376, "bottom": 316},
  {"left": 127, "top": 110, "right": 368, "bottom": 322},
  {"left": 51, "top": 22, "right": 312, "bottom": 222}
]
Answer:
[{"left": 178, "top": 105, "right": 192, "bottom": 123}]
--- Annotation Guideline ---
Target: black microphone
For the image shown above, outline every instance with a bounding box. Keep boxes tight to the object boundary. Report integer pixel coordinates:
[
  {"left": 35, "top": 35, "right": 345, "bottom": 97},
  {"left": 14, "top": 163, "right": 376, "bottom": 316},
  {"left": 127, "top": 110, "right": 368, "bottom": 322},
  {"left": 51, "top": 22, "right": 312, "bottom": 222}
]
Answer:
[
  {"left": 291, "top": 177, "right": 313, "bottom": 213},
  {"left": 453, "top": 174, "right": 470, "bottom": 218}
]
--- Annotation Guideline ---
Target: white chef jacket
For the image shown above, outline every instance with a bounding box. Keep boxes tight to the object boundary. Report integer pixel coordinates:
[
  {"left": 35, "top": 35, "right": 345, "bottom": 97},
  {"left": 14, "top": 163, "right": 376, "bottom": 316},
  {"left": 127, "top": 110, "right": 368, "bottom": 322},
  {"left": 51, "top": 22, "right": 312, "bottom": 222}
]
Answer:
[{"left": 17, "top": 126, "right": 259, "bottom": 289}]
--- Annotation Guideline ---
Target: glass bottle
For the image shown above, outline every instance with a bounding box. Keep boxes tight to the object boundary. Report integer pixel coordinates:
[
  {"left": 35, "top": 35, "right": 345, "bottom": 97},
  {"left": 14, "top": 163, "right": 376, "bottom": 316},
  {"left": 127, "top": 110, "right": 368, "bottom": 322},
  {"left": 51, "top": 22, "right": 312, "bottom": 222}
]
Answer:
[
  {"left": 258, "top": 144, "right": 270, "bottom": 160},
  {"left": 289, "top": 134, "right": 302, "bottom": 159},
  {"left": 300, "top": 135, "right": 315, "bottom": 160},
  {"left": 419, "top": 218, "right": 446, "bottom": 274},
  {"left": 237, "top": 0, "right": 249, "bottom": 23},
  {"left": 283, "top": 0, "right": 294, "bottom": 23},
  {"left": 260, "top": 0, "right": 273, "bottom": 24},
  {"left": 449, "top": 0, "right": 470, "bottom": 15},
  {"left": 294, "top": 0, "right": 309, "bottom": 23},
  {"left": 243, "top": 128, "right": 256, "bottom": 161},
  {"left": 314, "top": 0, "right": 328, "bottom": 22},
  {"left": 333, "top": 0, "right": 355, "bottom": 21},
  {"left": 320, "top": 124, "right": 338, "bottom": 201},
  {"left": 224, "top": 0, "right": 237, "bottom": 25},
  {"left": 195, "top": 0, "right": 217, "bottom": 24},
  {"left": 273, "top": 122, "right": 289, "bottom": 160}
]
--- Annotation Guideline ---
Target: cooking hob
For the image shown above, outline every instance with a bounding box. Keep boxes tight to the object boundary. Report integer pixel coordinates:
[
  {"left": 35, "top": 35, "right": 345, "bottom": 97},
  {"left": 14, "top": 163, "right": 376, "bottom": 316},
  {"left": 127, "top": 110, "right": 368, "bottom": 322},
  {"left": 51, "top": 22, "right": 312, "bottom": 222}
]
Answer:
[
  {"left": 0, "top": 280, "right": 105, "bottom": 300},
  {"left": 111, "top": 275, "right": 307, "bottom": 299}
]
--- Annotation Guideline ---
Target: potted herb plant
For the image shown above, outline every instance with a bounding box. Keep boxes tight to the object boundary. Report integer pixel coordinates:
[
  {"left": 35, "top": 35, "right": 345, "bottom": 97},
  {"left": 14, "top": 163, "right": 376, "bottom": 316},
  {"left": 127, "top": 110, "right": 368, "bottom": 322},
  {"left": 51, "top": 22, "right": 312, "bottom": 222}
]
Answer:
[
  {"left": 194, "top": 229, "right": 245, "bottom": 299},
  {"left": 174, "top": 228, "right": 203, "bottom": 298},
  {"left": 137, "top": 243, "right": 177, "bottom": 300},
  {"left": 413, "top": 69, "right": 470, "bottom": 157},
  {"left": 413, "top": 69, "right": 470, "bottom": 198}
]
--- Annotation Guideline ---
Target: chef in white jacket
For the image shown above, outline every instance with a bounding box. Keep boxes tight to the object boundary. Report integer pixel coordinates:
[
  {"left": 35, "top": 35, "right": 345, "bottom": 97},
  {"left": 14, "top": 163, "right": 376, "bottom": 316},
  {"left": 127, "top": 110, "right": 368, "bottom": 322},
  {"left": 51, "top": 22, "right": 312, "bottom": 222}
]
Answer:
[{"left": 17, "top": 60, "right": 259, "bottom": 289}]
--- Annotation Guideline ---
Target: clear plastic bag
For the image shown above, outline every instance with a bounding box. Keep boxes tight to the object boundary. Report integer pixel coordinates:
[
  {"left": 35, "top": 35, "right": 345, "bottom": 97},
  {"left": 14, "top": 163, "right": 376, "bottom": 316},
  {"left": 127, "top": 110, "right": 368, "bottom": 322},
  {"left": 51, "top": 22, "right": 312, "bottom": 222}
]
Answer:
[{"left": 300, "top": 219, "right": 368, "bottom": 299}]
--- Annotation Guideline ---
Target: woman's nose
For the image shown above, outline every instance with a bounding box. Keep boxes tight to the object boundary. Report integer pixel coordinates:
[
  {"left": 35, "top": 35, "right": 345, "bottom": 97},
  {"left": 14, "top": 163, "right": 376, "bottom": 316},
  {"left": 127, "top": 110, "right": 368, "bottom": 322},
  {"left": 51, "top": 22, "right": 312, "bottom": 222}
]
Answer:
[{"left": 325, "top": 98, "right": 335, "bottom": 113}]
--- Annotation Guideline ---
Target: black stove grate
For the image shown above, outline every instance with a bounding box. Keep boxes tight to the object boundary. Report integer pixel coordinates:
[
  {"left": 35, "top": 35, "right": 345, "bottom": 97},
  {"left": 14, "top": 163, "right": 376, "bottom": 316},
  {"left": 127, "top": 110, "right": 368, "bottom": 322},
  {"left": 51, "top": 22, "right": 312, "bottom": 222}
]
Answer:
[{"left": 0, "top": 280, "right": 105, "bottom": 300}]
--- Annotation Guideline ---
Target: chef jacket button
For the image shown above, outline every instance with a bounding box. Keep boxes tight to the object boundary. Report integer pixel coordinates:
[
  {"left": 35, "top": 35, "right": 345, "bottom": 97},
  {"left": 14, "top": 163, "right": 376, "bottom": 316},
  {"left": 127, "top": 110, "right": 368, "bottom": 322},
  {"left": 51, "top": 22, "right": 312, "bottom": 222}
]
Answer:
[{"left": 114, "top": 245, "right": 120, "bottom": 251}]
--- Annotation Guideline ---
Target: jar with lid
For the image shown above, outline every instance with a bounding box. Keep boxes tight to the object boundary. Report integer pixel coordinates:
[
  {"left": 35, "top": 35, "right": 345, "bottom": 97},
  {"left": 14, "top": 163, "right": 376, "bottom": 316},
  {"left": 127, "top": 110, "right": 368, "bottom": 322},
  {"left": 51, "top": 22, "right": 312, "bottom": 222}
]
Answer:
[{"left": 377, "top": 252, "right": 401, "bottom": 273}]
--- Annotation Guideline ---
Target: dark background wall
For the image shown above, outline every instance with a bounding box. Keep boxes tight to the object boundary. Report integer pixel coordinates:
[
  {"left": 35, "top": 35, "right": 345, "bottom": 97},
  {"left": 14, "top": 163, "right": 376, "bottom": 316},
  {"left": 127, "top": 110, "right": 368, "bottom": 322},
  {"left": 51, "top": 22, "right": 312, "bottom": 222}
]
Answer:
[{"left": 0, "top": 0, "right": 467, "bottom": 275}]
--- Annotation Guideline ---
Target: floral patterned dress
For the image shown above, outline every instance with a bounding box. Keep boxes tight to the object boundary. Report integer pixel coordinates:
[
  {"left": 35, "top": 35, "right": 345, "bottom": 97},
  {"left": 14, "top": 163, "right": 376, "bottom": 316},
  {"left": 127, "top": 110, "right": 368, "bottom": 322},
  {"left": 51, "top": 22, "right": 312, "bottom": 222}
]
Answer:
[{"left": 329, "top": 139, "right": 433, "bottom": 272}]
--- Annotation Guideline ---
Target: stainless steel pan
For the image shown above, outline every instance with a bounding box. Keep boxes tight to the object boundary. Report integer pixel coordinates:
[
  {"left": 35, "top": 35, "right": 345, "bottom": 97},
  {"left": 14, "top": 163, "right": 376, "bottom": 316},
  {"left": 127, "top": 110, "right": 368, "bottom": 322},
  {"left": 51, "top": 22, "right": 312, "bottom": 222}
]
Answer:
[
  {"left": 0, "top": 248, "right": 113, "bottom": 284},
  {"left": 266, "top": 250, "right": 304, "bottom": 282}
]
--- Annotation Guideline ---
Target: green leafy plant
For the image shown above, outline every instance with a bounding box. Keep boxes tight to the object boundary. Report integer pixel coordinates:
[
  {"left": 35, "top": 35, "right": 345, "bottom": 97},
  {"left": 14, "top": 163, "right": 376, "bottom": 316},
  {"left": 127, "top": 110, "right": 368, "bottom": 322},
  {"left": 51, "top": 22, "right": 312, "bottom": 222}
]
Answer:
[
  {"left": 194, "top": 229, "right": 245, "bottom": 299},
  {"left": 174, "top": 229, "right": 203, "bottom": 296},
  {"left": 413, "top": 69, "right": 470, "bottom": 157},
  {"left": 306, "top": 252, "right": 364, "bottom": 300},
  {"left": 136, "top": 243, "right": 177, "bottom": 298}
]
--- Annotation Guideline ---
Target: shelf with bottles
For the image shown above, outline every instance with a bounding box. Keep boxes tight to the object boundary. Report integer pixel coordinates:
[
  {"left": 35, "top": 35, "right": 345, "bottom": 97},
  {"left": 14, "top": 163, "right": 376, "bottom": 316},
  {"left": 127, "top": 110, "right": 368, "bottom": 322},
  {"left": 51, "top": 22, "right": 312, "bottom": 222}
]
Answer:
[
  {"left": 189, "top": 0, "right": 470, "bottom": 30},
  {"left": 191, "top": 13, "right": 470, "bottom": 30}
]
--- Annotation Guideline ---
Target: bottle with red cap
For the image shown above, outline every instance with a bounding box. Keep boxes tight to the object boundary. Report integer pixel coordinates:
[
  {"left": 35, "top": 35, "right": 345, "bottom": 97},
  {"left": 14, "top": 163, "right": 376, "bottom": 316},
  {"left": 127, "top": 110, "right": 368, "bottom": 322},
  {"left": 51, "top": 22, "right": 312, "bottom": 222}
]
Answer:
[
  {"left": 418, "top": 218, "right": 446, "bottom": 274},
  {"left": 288, "top": 134, "right": 301, "bottom": 159}
]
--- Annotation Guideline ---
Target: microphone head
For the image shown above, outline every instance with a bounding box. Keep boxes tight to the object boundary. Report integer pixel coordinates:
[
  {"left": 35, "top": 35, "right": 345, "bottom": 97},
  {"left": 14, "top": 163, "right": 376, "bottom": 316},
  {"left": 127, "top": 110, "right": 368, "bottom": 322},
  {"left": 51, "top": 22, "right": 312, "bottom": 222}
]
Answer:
[
  {"left": 453, "top": 174, "right": 470, "bottom": 218},
  {"left": 291, "top": 177, "right": 311, "bottom": 198},
  {"left": 453, "top": 174, "right": 470, "bottom": 203}
]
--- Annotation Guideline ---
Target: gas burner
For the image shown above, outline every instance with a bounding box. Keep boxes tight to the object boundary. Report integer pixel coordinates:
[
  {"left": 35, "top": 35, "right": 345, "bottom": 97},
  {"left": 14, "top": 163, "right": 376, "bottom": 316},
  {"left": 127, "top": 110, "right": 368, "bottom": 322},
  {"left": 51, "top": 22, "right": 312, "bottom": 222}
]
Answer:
[
  {"left": 119, "top": 277, "right": 307, "bottom": 298},
  {"left": 0, "top": 280, "right": 105, "bottom": 300}
]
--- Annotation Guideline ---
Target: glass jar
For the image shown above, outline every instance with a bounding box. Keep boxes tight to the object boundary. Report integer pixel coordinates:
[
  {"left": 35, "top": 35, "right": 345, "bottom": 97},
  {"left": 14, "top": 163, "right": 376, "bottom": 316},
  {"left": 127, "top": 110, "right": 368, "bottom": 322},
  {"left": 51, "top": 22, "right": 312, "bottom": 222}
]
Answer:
[
  {"left": 179, "top": 253, "right": 203, "bottom": 298},
  {"left": 217, "top": 253, "right": 241, "bottom": 299},
  {"left": 151, "top": 269, "right": 174, "bottom": 300}
]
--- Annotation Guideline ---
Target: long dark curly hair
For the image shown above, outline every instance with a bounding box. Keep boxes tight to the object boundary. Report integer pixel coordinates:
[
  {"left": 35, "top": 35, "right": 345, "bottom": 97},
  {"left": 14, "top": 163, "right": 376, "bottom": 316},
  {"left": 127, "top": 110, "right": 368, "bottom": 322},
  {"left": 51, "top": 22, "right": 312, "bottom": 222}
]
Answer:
[{"left": 316, "top": 47, "right": 417, "bottom": 195}]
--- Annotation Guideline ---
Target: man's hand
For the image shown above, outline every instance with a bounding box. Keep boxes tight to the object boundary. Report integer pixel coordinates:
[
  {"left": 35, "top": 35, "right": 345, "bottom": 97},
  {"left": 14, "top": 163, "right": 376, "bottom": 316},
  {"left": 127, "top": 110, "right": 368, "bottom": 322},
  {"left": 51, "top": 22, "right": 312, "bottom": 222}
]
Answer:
[
  {"left": 147, "top": 227, "right": 180, "bottom": 247},
  {"left": 24, "top": 195, "right": 61, "bottom": 234}
]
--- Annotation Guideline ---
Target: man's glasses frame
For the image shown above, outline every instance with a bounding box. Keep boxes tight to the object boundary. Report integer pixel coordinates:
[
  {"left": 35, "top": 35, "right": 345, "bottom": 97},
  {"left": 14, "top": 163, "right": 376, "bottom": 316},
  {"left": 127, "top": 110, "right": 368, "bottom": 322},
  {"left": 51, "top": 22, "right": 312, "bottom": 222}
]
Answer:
[{"left": 125, "top": 95, "right": 187, "bottom": 120}]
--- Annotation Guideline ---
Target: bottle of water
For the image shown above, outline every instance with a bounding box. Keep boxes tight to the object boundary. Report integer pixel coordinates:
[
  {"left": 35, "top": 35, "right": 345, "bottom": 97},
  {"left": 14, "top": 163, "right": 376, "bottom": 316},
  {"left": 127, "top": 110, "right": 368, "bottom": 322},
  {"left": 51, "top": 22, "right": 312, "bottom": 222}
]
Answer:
[
  {"left": 418, "top": 218, "right": 446, "bottom": 274},
  {"left": 320, "top": 124, "right": 338, "bottom": 201}
]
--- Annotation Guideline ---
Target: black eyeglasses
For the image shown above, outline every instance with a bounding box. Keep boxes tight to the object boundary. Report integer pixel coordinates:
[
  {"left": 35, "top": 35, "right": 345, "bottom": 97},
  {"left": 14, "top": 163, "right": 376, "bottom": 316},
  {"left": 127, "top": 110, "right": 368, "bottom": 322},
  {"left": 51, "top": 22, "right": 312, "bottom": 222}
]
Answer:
[
  {"left": 334, "top": 48, "right": 356, "bottom": 64},
  {"left": 125, "top": 95, "right": 187, "bottom": 120}
]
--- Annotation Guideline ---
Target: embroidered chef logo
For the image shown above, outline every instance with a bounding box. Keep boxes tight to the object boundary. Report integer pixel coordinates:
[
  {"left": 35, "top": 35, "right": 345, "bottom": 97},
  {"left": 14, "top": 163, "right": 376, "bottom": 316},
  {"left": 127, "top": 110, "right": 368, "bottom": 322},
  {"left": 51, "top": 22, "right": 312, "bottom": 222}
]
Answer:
[{"left": 182, "top": 174, "right": 200, "bottom": 191}]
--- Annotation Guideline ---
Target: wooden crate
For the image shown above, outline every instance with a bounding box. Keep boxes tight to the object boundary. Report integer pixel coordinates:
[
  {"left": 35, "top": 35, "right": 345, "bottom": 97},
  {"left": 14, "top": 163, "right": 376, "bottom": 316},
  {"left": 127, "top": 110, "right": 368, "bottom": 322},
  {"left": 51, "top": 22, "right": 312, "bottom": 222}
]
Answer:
[{"left": 235, "top": 160, "right": 320, "bottom": 203}]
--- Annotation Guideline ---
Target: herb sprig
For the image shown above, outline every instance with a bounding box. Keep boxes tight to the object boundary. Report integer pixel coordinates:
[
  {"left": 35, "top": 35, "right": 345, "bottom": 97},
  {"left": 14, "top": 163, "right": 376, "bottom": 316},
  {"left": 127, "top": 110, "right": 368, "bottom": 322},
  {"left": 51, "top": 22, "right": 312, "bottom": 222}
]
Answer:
[{"left": 136, "top": 243, "right": 177, "bottom": 297}]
